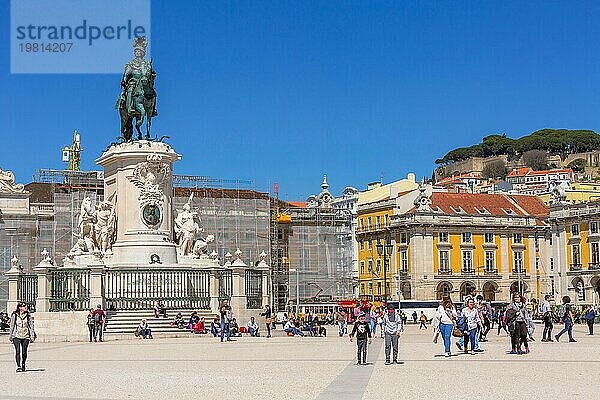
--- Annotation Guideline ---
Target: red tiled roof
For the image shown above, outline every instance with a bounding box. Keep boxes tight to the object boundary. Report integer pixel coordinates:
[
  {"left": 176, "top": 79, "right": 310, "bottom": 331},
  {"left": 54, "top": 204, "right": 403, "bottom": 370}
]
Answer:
[
  {"left": 507, "top": 167, "right": 573, "bottom": 178},
  {"left": 287, "top": 201, "right": 307, "bottom": 208},
  {"left": 427, "top": 192, "right": 548, "bottom": 217}
]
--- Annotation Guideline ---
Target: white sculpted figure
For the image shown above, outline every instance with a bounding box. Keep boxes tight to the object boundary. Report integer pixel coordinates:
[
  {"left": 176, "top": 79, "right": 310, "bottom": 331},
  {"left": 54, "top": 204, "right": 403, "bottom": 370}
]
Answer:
[
  {"left": 174, "top": 194, "right": 202, "bottom": 256},
  {"left": 78, "top": 197, "right": 97, "bottom": 252},
  {"left": 192, "top": 234, "right": 215, "bottom": 258},
  {"left": 95, "top": 200, "right": 116, "bottom": 253},
  {"left": 0, "top": 168, "right": 26, "bottom": 194}
]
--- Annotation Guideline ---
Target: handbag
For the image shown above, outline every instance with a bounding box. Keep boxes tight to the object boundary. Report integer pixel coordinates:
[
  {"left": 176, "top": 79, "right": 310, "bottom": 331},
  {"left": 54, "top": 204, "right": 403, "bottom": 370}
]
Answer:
[{"left": 452, "top": 326, "right": 463, "bottom": 338}]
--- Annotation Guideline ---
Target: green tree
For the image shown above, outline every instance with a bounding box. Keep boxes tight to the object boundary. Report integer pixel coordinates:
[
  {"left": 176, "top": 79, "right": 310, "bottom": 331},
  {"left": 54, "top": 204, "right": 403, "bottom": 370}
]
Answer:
[{"left": 567, "top": 158, "right": 587, "bottom": 173}]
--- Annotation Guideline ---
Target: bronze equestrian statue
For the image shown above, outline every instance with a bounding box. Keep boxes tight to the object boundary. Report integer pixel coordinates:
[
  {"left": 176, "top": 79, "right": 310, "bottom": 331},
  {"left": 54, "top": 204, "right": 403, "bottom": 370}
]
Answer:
[{"left": 116, "top": 37, "right": 157, "bottom": 141}]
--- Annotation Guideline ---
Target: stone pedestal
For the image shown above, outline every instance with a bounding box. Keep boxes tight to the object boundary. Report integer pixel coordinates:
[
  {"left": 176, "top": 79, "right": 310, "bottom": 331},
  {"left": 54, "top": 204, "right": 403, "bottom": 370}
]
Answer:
[
  {"left": 33, "top": 260, "right": 54, "bottom": 313},
  {"left": 89, "top": 264, "right": 106, "bottom": 309},
  {"left": 6, "top": 265, "right": 21, "bottom": 312},
  {"left": 96, "top": 141, "right": 181, "bottom": 266},
  {"left": 230, "top": 266, "right": 248, "bottom": 317}
]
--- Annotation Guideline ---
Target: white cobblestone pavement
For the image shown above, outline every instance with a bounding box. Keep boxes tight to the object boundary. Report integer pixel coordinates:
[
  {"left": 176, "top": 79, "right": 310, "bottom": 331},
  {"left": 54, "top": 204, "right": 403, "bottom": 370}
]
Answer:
[{"left": 0, "top": 324, "right": 597, "bottom": 400}]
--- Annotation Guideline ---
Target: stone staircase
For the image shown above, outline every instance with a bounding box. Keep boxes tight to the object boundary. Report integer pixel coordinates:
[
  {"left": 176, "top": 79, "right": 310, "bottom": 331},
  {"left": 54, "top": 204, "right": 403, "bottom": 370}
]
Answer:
[{"left": 104, "top": 309, "right": 216, "bottom": 336}]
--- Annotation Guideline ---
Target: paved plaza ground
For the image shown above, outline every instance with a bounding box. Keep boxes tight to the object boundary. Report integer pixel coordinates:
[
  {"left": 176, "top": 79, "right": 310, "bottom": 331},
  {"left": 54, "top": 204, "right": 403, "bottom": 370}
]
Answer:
[{"left": 0, "top": 324, "right": 598, "bottom": 400}]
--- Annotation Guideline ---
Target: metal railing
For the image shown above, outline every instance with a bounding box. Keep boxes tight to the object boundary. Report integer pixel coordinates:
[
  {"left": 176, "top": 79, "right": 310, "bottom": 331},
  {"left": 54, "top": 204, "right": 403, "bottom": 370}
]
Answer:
[
  {"left": 245, "top": 269, "right": 263, "bottom": 309},
  {"left": 589, "top": 263, "right": 600, "bottom": 270},
  {"left": 569, "top": 264, "right": 583, "bottom": 271},
  {"left": 18, "top": 274, "right": 38, "bottom": 312},
  {"left": 105, "top": 269, "right": 210, "bottom": 310},
  {"left": 217, "top": 270, "right": 232, "bottom": 303},
  {"left": 49, "top": 269, "right": 91, "bottom": 312}
]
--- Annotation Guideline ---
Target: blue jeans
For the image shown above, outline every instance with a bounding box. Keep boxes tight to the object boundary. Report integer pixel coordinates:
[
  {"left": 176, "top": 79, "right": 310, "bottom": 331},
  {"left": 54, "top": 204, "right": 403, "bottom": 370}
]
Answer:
[
  {"left": 474, "top": 327, "right": 480, "bottom": 350},
  {"left": 337, "top": 322, "right": 346, "bottom": 337},
  {"left": 248, "top": 327, "right": 257, "bottom": 336},
  {"left": 556, "top": 318, "right": 574, "bottom": 341},
  {"left": 463, "top": 328, "right": 477, "bottom": 351},
  {"left": 285, "top": 327, "right": 304, "bottom": 336},
  {"left": 220, "top": 319, "right": 230, "bottom": 341},
  {"left": 439, "top": 323, "right": 453, "bottom": 353}
]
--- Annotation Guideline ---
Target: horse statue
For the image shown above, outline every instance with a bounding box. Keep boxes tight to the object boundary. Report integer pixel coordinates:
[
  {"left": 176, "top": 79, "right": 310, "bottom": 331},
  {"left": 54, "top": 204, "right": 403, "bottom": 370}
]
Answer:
[{"left": 116, "top": 37, "right": 157, "bottom": 141}]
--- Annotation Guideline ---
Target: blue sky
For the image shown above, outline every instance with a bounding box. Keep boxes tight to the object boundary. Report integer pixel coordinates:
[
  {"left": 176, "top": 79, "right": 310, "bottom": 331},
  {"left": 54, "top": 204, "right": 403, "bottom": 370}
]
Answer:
[{"left": 2, "top": 1, "right": 600, "bottom": 200}]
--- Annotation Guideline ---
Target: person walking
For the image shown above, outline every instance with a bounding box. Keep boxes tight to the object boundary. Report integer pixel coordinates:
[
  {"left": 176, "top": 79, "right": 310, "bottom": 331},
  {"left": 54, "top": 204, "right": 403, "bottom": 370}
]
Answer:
[
  {"left": 335, "top": 307, "right": 347, "bottom": 337},
  {"left": 260, "top": 305, "right": 272, "bottom": 338},
  {"left": 220, "top": 300, "right": 233, "bottom": 342},
  {"left": 86, "top": 308, "right": 96, "bottom": 342},
  {"left": 411, "top": 311, "right": 418, "bottom": 324},
  {"left": 555, "top": 296, "right": 576, "bottom": 343},
  {"left": 418, "top": 311, "right": 428, "bottom": 330},
  {"left": 92, "top": 304, "right": 106, "bottom": 342},
  {"left": 383, "top": 305, "right": 404, "bottom": 365},
  {"left": 436, "top": 296, "right": 457, "bottom": 357},
  {"left": 461, "top": 298, "right": 480, "bottom": 355},
  {"left": 506, "top": 292, "right": 530, "bottom": 354},
  {"left": 477, "top": 295, "right": 492, "bottom": 342},
  {"left": 9, "top": 302, "right": 36, "bottom": 372},
  {"left": 350, "top": 313, "right": 372, "bottom": 365},
  {"left": 585, "top": 305, "right": 596, "bottom": 335},
  {"left": 540, "top": 295, "right": 554, "bottom": 342}
]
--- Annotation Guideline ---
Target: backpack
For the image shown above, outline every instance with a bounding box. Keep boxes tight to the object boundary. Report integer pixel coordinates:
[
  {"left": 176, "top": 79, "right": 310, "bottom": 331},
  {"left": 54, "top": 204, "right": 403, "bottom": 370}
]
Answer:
[
  {"left": 456, "top": 314, "right": 467, "bottom": 331},
  {"left": 505, "top": 308, "right": 517, "bottom": 325},
  {"left": 559, "top": 304, "right": 569, "bottom": 320},
  {"left": 94, "top": 312, "right": 102, "bottom": 323}
]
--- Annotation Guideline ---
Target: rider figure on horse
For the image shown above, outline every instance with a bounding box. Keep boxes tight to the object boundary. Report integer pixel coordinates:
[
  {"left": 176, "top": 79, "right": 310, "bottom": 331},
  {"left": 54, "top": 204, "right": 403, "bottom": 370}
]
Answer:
[{"left": 116, "top": 36, "right": 157, "bottom": 141}]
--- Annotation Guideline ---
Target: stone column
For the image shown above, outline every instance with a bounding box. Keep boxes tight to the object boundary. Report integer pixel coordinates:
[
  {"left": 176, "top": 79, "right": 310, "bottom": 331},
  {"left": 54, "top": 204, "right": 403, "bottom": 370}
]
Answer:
[
  {"left": 6, "top": 261, "right": 21, "bottom": 312},
  {"left": 256, "top": 252, "right": 270, "bottom": 308},
  {"left": 33, "top": 259, "right": 54, "bottom": 313},
  {"left": 89, "top": 264, "right": 106, "bottom": 309},
  {"left": 230, "top": 266, "right": 247, "bottom": 315},
  {"left": 209, "top": 269, "right": 220, "bottom": 313},
  {"left": 500, "top": 233, "right": 510, "bottom": 299}
]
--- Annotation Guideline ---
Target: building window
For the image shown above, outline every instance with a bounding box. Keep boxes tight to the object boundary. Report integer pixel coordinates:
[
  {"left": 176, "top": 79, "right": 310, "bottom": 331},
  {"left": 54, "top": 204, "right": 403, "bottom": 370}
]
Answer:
[
  {"left": 376, "top": 216, "right": 381, "bottom": 229},
  {"left": 368, "top": 240, "right": 372, "bottom": 250},
  {"left": 360, "top": 240, "right": 364, "bottom": 250},
  {"left": 572, "top": 244, "right": 581, "bottom": 267},
  {"left": 400, "top": 250, "right": 408, "bottom": 272},
  {"left": 439, "top": 250, "right": 449, "bottom": 272},
  {"left": 513, "top": 251, "right": 524, "bottom": 273},
  {"left": 485, "top": 251, "right": 495, "bottom": 272},
  {"left": 591, "top": 221, "right": 598, "bottom": 235},
  {"left": 572, "top": 224, "right": 580, "bottom": 236},
  {"left": 367, "top": 217, "right": 372, "bottom": 230},
  {"left": 368, "top": 260, "right": 373, "bottom": 273},
  {"left": 360, "top": 261, "right": 365, "bottom": 275},
  {"left": 384, "top": 214, "right": 389, "bottom": 227},
  {"left": 368, "top": 282, "right": 373, "bottom": 294},
  {"left": 360, "top": 283, "right": 365, "bottom": 294},
  {"left": 592, "top": 243, "right": 600, "bottom": 265},
  {"left": 462, "top": 251, "right": 473, "bottom": 272},
  {"left": 400, "top": 232, "right": 408, "bottom": 244},
  {"left": 376, "top": 259, "right": 381, "bottom": 273},
  {"left": 462, "top": 232, "right": 472, "bottom": 243},
  {"left": 513, "top": 233, "right": 523, "bottom": 243},
  {"left": 484, "top": 232, "right": 494, "bottom": 243},
  {"left": 439, "top": 232, "right": 449, "bottom": 243},
  {"left": 360, "top": 218, "right": 364, "bottom": 230},
  {"left": 549, "top": 234, "right": 553, "bottom": 246},
  {"left": 550, "top": 257, "right": 554, "bottom": 270},
  {"left": 377, "top": 281, "right": 382, "bottom": 295},
  {"left": 535, "top": 257, "right": 539, "bottom": 270}
]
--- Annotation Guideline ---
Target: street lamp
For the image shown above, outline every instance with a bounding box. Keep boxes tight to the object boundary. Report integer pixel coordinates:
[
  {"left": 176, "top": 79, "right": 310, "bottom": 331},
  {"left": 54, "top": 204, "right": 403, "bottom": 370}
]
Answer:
[{"left": 376, "top": 238, "right": 393, "bottom": 303}]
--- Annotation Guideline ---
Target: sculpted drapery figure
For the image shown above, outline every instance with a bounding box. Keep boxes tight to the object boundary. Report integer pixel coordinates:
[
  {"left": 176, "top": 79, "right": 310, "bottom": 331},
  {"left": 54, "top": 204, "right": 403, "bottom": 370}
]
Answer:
[
  {"left": 72, "top": 197, "right": 116, "bottom": 256},
  {"left": 116, "top": 37, "right": 157, "bottom": 141},
  {"left": 174, "top": 194, "right": 202, "bottom": 256},
  {"left": 0, "top": 168, "right": 26, "bottom": 193}
]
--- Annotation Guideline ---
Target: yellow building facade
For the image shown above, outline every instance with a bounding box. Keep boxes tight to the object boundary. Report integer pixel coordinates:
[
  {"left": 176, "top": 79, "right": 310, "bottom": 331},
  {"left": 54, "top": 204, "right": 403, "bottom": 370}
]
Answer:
[
  {"left": 358, "top": 185, "right": 551, "bottom": 302},
  {"left": 550, "top": 201, "right": 600, "bottom": 304}
]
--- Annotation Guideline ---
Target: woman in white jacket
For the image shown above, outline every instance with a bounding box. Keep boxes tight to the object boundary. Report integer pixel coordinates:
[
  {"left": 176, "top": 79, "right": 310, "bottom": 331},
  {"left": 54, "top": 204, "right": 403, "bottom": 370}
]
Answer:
[{"left": 436, "top": 296, "right": 457, "bottom": 357}]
